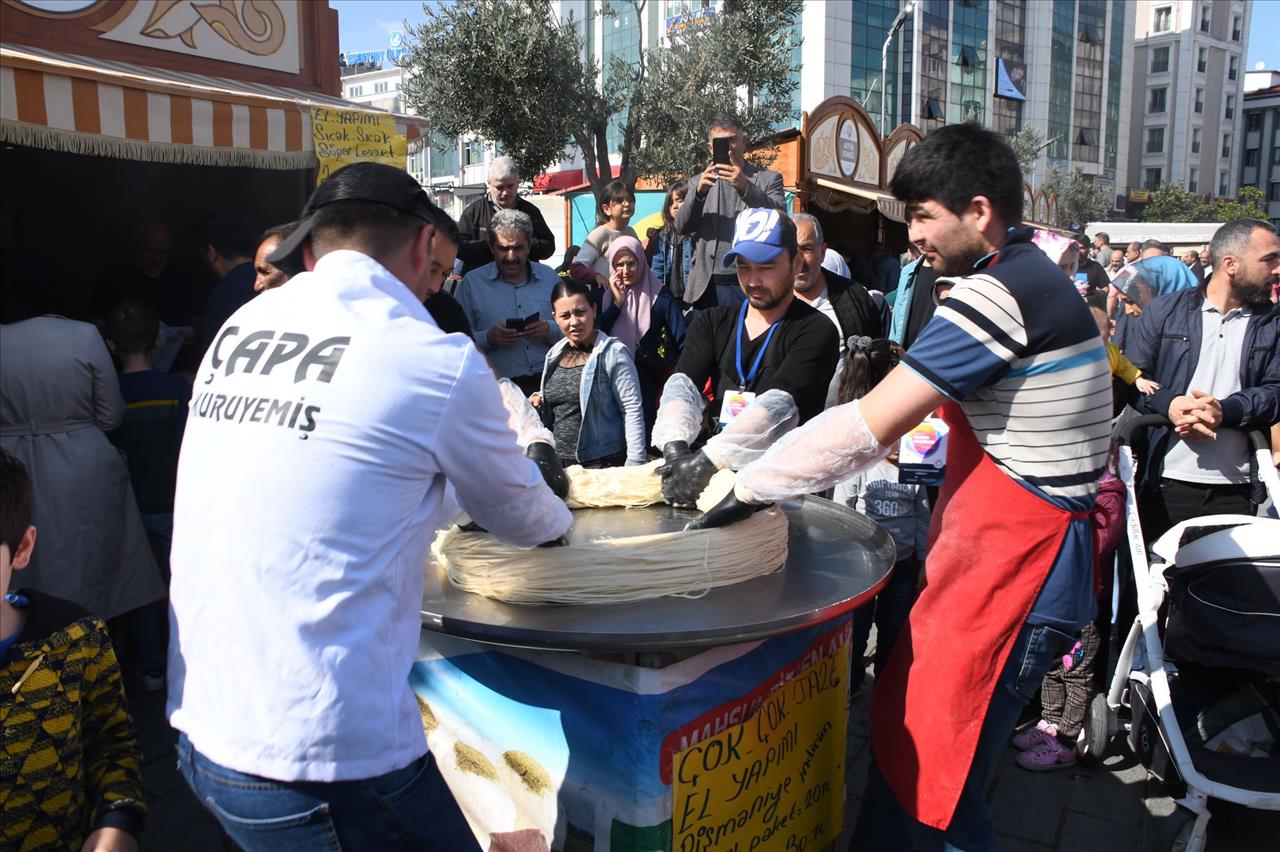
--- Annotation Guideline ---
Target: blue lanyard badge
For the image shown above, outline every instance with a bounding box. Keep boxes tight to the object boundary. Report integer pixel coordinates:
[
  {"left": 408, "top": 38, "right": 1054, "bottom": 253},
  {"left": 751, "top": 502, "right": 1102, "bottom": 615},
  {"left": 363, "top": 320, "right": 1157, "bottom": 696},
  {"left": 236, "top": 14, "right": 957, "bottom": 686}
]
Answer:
[{"left": 734, "top": 299, "right": 780, "bottom": 390}]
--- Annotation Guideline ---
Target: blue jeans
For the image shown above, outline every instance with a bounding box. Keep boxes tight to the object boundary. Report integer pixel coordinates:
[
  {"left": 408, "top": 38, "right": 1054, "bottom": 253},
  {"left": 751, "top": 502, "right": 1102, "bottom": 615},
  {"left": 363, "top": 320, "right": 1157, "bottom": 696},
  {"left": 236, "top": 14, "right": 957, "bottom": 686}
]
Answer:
[
  {"left": 176, "top": 734, "right": 479, "bottom": 852},
  {"left": 849, "top": 556, "right": 920, "bottom": 694},
  {"left": 850, "top": 621, "right": 1078, "bottom": 851}
]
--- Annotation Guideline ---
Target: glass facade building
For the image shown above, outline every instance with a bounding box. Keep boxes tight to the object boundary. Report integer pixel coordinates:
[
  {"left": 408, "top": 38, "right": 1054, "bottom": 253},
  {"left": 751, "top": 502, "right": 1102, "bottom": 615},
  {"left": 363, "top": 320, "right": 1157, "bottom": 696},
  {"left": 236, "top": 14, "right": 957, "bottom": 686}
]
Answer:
[
  {"left": 851, "top": 0, "right": 903, "bottom": 134},
  {"left": 1048, "top": 0, "right": 1075, "bottom": 164},
  {"left": 991, "top": 0, "right": 1025, "bottom": 137},
  {"left": 948, "top": 0, "right": 988, "bottom": 127}
]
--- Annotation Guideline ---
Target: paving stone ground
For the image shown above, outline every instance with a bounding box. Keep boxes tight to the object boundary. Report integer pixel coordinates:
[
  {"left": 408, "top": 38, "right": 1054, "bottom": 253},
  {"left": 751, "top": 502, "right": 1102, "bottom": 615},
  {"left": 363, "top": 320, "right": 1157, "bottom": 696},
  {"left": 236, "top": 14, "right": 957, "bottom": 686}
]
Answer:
[{"left": 130, "top": 653, "right": 1276, "bottom": 852}]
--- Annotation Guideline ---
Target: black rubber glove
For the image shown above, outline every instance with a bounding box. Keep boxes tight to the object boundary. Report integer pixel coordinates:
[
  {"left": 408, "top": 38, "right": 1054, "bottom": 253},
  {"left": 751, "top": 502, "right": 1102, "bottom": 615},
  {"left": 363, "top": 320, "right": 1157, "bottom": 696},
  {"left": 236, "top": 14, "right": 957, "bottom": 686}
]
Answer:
[
  {"left": 656, "top": 441, "right": 718, "bottom": 508},
  {"left": 684, "top": 490, "right": 769, "bottom": 530},
  {"left": 526, "top": 441, "right": 569, "bottom": 499}
]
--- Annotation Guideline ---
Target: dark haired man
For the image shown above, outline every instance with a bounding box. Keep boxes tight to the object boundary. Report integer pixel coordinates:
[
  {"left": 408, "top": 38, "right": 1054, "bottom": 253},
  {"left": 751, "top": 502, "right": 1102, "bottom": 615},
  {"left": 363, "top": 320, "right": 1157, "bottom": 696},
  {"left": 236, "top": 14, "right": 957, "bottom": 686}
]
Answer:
[
  {"left": 654, "top": 208, "right": 838, "bottom": 506},
  {"left": 692, "top": 124, "right": 1112, "bottom": 850},
  {"left": 198, "top": 213, "right": 257, "bottom": 356},
  {"left": 1127, "top": 218, "right": 1280, "bottom": 536},
  {"left": 674, "top": 115, "right": 787, "bottom": 309},
  {"left": 252, "top": 222, "right": 298, "bottom": 293},
  {"left": 169, "top": 162, "right": 571, "bottom": 851}
]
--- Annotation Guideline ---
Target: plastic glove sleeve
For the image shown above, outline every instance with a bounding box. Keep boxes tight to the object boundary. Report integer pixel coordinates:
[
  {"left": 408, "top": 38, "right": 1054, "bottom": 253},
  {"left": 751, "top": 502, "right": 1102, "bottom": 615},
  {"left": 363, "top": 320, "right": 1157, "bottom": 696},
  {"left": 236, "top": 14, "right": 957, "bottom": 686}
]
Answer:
[
  {"left": 701, "top": 389, "right": 799, "bottom": 470},
  {"left": 734, "top": 399, "right": 892, "bottom": 504},
  {"left": 651, "top": 372, "right": 705, "bottom": 450},
  {"left": 497, "top": 377, "right": 555, "bottom": 448}
]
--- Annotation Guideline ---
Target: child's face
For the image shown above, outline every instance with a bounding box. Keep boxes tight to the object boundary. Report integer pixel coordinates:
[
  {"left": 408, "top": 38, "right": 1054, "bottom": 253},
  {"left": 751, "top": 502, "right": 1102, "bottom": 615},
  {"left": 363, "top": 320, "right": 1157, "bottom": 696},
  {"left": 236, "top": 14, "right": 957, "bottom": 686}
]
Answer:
[{"left": 603, "top": 196, "right": 634, "bottom": 224}]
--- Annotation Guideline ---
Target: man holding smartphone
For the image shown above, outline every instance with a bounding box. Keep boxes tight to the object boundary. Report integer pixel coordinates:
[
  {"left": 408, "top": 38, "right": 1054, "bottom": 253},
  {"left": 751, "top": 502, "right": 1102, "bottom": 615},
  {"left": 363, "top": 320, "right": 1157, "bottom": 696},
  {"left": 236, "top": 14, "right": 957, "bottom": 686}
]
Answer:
[
  {"left": 457, "top": 208, "right": 561, "bottom": 394},
  {"left": 675, "top": 115, "right": 787, "bottom": 311}
]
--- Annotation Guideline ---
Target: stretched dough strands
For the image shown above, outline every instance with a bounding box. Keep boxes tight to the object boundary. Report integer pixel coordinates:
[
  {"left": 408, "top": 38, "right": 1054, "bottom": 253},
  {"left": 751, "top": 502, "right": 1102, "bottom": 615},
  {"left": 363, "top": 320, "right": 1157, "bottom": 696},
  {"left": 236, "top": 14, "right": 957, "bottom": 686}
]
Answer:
[
  {"left": 433, "top": 507, "right": 788, "bottom": 605},
  {"left": 564, "top": 460, "right": 736, "bottom": 511}
]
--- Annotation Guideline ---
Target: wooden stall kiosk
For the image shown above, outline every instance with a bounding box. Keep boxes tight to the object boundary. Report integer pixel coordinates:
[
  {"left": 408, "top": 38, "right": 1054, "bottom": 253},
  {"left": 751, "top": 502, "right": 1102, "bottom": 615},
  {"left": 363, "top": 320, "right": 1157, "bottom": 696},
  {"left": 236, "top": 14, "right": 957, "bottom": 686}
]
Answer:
[
  {"left": 0, "top": 0, "right": 425, "bottom": 319},
  {"left": 796, "top": 96, "right": 923, "bottom": 268}
]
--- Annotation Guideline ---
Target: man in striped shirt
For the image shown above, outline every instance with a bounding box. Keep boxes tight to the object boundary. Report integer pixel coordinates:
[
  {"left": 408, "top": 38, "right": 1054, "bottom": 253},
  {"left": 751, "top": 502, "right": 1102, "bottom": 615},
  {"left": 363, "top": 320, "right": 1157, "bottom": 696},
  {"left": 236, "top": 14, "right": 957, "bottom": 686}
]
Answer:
[{"left": 694, "top": 123, "right": 1111, "bottom": 850}]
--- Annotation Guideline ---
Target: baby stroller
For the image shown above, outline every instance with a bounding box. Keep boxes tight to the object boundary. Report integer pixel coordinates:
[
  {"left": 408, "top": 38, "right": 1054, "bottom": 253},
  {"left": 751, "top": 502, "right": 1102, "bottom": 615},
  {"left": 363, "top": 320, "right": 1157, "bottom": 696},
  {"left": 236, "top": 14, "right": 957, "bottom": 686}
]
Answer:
[{"left": 1087, "top": 414, "right": 1280, "bottom": 851}]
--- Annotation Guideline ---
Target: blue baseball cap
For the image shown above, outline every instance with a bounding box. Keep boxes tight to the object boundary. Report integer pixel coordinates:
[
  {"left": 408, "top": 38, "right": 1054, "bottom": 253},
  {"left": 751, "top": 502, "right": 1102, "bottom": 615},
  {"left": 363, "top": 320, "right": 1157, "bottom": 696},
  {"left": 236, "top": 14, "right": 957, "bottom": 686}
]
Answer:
[{"left": 723, "top": 208, "right": 787, "bottom": 266}]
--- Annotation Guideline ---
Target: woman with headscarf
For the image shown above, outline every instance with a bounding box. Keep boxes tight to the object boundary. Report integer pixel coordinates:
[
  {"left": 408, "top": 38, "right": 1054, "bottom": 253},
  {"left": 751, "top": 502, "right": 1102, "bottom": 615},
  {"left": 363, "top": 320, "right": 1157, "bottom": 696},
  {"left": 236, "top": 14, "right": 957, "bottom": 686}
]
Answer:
[
  {"left": 1110, "top": 254, "right": 1200, "bottom": 349},
  {"left": 598, "top": 235, "right": 688, "bottom": 429}
]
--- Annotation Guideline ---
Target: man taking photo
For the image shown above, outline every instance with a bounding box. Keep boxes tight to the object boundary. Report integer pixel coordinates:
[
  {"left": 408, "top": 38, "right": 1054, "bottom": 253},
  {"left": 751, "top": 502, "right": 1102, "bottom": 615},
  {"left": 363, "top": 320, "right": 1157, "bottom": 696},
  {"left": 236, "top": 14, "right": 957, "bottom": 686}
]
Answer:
[{"left": 675, "top": 116, "right": 786, "bottom": 310}]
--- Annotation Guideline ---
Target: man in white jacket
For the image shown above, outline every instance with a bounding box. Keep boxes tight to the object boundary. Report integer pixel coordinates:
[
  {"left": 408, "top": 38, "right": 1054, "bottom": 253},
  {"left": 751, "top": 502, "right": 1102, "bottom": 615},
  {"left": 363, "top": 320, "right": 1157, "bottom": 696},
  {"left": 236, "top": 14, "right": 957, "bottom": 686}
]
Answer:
[{"left": 168, "top": 163, "right": 571, "bottom": 851}]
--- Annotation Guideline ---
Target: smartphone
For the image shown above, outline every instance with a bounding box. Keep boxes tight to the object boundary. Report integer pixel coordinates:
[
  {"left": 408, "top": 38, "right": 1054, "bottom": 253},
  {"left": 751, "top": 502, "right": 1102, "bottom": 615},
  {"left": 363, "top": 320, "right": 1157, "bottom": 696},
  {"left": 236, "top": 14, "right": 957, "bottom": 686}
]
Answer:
[
  {"left": 712, "top": 136, "right": 732, "bottom": 166},
  {"left": 504, "top": 312, "right": 540, "bottom": 331}
]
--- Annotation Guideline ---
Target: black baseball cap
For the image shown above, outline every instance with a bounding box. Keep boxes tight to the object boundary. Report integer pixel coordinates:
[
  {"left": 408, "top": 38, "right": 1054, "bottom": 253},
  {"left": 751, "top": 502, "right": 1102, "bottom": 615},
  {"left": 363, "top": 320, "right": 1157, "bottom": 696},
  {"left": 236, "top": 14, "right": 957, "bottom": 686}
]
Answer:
[{"left": 267, "top": 162, "right": 438, "bottom": 268}]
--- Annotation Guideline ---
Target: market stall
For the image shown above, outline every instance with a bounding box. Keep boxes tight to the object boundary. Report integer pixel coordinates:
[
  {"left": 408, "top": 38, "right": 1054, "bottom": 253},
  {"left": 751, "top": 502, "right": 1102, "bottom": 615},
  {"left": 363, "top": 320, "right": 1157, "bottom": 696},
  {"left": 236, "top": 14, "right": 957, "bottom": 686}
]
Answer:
[
  {"left": 0, "top": 1, "right": 425, "bottom": 319},
  {"left": 415, "top": 496, "right": 895, "bottom": 852},
  {"left": 797, "top": 96, "right": 920, "bottom": 259}
]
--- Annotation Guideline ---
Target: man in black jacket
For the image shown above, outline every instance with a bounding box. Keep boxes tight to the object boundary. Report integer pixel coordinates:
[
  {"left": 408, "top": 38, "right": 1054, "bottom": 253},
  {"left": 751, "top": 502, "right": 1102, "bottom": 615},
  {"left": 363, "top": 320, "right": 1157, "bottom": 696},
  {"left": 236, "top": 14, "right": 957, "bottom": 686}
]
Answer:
[
  {"left": 791, "top": 212, "right": 882, "bottom": 342},
  {"left": 455, "top": 156, "right": 555, "bottom": 273}
]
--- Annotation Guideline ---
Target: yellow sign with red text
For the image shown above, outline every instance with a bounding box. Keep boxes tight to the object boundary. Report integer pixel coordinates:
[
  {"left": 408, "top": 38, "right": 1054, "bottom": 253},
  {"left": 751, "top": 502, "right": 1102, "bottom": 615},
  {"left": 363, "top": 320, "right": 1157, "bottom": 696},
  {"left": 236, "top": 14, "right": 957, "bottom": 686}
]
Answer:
[
  {"left": 672, "top": 637, "right": 849, "bottom": 852},
  {"left": 311, "top": 107, "right": 407, "bottom": 184}
]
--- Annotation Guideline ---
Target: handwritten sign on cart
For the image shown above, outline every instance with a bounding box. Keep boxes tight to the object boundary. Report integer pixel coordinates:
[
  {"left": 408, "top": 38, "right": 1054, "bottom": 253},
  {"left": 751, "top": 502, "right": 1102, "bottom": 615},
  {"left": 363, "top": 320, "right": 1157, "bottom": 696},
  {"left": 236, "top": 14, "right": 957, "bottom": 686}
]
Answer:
[
  {"left": 311, "top": 107, "right": 407, "bottom": 184},
  {"left": 672, "top": 636, "right": 849, "bottom": 852}
]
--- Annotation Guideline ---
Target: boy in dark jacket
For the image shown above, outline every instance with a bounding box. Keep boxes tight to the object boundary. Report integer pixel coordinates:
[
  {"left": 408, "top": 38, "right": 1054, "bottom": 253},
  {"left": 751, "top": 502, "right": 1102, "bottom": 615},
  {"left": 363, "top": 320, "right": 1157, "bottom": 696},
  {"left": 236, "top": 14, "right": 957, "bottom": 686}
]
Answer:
[{"left": 0, "top": 448, "right": 146, "bottom": 851}]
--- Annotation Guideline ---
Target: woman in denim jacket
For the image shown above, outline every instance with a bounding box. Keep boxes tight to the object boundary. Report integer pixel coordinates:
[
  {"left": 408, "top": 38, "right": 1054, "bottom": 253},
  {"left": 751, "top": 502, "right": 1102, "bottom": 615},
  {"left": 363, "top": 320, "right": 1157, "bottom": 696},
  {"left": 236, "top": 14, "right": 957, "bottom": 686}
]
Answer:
[{"left": 531, "top": 280, "right": 647, "bottom": 468}]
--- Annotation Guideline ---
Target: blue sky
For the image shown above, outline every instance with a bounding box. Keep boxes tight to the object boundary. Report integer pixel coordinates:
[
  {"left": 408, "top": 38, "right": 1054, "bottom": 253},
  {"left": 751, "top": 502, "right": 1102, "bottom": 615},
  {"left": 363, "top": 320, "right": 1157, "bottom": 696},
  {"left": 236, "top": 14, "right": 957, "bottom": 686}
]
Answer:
[
  {"left": 334, "top": 1, "right": 428, "bottom": 53},
  {"left": 334, "top": 1, "right": 1280, "bottom": 70}
]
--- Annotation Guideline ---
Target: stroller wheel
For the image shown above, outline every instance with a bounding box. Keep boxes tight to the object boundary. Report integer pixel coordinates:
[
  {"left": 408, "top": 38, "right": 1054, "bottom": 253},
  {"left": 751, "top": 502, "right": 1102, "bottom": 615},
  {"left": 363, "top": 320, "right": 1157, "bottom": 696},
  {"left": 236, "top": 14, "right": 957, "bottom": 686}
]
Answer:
[
  {"left": 1147, "top": 805, "right": 1204, "bottom": 852},
  {"left": 1078, "top": 691, "right": 1112, "bottom": 766}
]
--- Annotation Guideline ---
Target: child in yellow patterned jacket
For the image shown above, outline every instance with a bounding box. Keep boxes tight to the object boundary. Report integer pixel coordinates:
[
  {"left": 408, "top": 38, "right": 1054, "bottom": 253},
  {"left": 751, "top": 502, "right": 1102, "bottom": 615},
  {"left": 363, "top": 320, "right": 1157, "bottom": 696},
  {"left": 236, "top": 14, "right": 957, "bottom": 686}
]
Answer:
[
  {"left": 0, "top": 448, "right": 146, "bottom": 852},
  {"left": 1090, "top": 305, "right": 1159, "bottom": 395}
]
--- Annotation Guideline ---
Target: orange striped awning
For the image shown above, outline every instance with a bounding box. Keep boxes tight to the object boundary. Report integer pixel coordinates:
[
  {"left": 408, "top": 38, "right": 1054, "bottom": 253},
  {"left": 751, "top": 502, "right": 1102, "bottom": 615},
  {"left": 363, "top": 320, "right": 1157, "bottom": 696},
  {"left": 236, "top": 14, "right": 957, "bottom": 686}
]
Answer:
[{"left": 0, "top": 43, "right": 425, "bottom": 170}]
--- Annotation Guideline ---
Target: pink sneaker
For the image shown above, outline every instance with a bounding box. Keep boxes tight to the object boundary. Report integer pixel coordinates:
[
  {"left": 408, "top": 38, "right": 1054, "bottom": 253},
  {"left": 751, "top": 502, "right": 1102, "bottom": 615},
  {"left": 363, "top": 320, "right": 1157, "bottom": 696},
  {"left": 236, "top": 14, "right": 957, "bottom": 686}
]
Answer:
[
  {"left": 1016, "top": 738, "right": 1078, "bottom": 772},
  {"left": 1012, "top": 719, "right": 1058, "bottom": 752}
]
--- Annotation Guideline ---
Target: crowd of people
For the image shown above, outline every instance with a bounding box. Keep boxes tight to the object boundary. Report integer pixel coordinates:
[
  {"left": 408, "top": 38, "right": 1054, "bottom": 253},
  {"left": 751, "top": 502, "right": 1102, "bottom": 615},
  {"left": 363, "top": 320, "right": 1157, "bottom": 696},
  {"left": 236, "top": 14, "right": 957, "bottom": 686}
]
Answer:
[{"left": 1, "top": 113, "right": 1276, "bottom": 852}]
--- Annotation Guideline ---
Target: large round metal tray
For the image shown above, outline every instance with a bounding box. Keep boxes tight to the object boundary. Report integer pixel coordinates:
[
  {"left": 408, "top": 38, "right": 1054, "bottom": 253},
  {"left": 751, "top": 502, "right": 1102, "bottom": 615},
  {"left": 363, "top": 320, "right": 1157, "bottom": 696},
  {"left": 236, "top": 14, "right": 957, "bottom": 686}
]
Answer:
[{"left": 420, "top": 495, "right": 896, "bottom": 652}]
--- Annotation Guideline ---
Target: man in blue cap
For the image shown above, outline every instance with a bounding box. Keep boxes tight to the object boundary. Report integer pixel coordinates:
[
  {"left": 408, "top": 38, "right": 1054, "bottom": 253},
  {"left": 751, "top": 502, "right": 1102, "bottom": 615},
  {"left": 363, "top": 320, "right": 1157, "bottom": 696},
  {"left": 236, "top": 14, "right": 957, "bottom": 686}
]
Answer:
[{"left": 653, "top": 208, "right": 838, "bottom": 506}]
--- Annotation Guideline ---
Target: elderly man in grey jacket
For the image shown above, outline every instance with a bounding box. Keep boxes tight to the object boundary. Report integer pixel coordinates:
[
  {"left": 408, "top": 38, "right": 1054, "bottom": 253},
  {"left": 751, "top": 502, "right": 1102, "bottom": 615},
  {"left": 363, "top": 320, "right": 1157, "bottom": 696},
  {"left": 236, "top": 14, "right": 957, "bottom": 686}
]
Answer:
[{"left": 675, "top": 115, "right": 787, "bottom": 309}]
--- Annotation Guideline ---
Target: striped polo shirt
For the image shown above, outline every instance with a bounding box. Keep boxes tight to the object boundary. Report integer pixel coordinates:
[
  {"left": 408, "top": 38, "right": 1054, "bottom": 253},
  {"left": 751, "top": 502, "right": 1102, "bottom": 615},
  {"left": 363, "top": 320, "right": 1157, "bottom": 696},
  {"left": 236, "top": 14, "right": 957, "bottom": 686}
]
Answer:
[{"left": 903, "top": 229, "right": 1112, "bottom": 629}]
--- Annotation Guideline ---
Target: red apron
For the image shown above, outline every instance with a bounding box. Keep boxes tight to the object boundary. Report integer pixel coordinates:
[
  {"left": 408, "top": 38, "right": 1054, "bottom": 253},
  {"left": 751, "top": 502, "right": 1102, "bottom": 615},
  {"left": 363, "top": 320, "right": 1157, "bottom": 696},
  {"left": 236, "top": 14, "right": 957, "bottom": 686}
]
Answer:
[{"left": 870, "top": 402, "right": 1088, "bottom": 830}]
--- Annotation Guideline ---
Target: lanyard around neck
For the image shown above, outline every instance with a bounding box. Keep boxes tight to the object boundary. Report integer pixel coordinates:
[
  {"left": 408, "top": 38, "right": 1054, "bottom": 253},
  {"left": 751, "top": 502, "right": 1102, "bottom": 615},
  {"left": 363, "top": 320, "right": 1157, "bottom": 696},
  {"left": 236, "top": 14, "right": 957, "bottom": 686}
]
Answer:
[{"left": 735, "top": 299, "right": 780, "bottom": 389}]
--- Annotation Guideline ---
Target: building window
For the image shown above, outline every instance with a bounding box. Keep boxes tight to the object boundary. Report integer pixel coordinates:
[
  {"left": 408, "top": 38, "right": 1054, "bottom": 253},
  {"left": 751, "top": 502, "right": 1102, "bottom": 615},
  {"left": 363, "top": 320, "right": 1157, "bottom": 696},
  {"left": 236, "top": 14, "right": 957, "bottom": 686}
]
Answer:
[
  {"left": 348, "top": 85, "right": 363, "bottom": 97},
  {"left": 918, "top": 0, "right": 949, "bottom": 132},
  {"left": 924, "top": 98, "right": 945, "bottom": 120},
  {"left": 1151, "top": 46, "right": 1169, "bottom": 73},
  {"left": 1245, "top": 148, "right": 1261, "bottom": 167},
  {"left": 1153, "top": 6, "right": 1171, "bottom": 33},
  {"left": 1219, "top": 171, "right": 1228, "bottom": 196},
  {"left": 1105, "top": 0, "right": 1126, "bottom": 170},
  {"left": 1271, "top": 182, "right": 1280, "bottom": 202},
  {"left": 1274, "top": 147, "right": 1280, "bottom": 166},
  {"left": 1071, "top": 0, "right": 1105, "bottom": 164},
  {"left": 1146, "top": 127, "right": 1165, "bottom": 153},
  {"left": 1197, "top": 47, "right": 1207, "bottom": 73},
  {"left": 374, "top": 81, "right": 388, "bottom": 93},
  {"left": 992, "top": 0, "right": 1027, "bottom": 138},
  {"left": 1221, "top": 134, "right": 1232, "bottom": 158},
  {"left": 1048, "top": 0, "right": 1075, "bottom": 161},
  {"left": 1145, "top": 167, "right": 1162, "bottom": 189},
  {"left": 1194, "top": 88, "right": 1204, "bottom": 114},
  {"left": 1189, "top": 168, "right": 1198, "bottom": 193},
  {"left": 1225, "top": 96, "right": 1235, "bottom": 120},
  {"left": 1200, "top": 5, "right": 1211, "bottom": 32},
  {"left": 1248, "top": 113, "right": 1263, "bottom": 132},
  {"left": 1192, "top": 128, "right": 1202, "bottom": 154},
  {"left": 948, "top": 0, "right": 986, "bottom": 127},
  {"left": 1149, "top": 87, "right": 1167, "bottom": 113},
  {"left": 1231, "top": 15, "right": 1242, "bottom": 42},
  {"left": 1229, "top": 56, "right": 1239, "bottom": 81},
  {"left": 852, "top": 1, "right": 906, "bottom": 134},
  {"left": 464, "top": 140, "right": 485, "bottom": 166}
]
